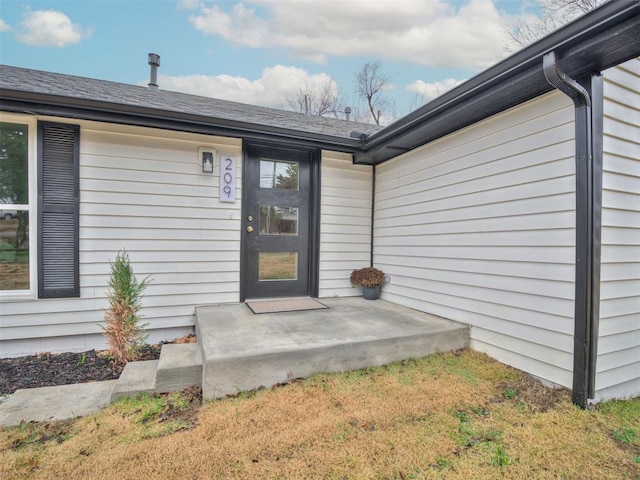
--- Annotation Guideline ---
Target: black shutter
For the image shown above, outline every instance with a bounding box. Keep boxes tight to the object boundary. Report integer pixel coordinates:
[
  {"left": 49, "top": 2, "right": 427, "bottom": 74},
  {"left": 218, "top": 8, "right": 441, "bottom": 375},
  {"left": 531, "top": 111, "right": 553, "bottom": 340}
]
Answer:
[{"left": 38, "top": 122, "right": 80, "bottom": 298}]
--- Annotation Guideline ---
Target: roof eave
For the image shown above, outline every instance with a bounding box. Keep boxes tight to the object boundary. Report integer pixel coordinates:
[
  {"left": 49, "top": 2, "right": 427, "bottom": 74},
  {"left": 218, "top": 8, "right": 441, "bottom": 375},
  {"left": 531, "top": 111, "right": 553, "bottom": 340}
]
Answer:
[
  {"left": 0, "top": 89, "right": 366, "bottom": 154},
  {"left": 356, "top": 0, "right": 640, "bottom": 165}
]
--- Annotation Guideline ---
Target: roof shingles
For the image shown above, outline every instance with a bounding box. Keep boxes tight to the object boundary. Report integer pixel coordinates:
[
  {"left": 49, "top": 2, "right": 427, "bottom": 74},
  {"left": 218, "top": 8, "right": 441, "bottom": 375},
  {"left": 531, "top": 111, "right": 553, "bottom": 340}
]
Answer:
[{"left": 0, "top": 65, "right": 381, "bottom": 140}]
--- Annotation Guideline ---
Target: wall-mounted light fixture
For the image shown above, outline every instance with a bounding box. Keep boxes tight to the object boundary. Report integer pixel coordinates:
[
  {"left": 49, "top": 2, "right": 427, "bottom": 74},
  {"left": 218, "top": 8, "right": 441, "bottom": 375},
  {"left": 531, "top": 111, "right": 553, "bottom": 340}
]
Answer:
[{"left": 199, "top": 148, "right": 216, "bottom": 174}]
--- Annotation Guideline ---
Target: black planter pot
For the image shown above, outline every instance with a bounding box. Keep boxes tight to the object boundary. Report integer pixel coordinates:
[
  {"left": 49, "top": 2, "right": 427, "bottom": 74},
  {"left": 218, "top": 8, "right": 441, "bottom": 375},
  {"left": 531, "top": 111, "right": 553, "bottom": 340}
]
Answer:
[{"left": 362, "top": 285, "right": 381, "bottom": 300}]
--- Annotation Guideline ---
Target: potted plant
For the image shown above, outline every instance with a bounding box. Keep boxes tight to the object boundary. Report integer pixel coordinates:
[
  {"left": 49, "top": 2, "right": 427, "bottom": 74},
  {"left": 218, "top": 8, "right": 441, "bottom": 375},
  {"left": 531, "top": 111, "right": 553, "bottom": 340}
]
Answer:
[{"left": 350, "top": 267, "right": 385, "bottom": 300}]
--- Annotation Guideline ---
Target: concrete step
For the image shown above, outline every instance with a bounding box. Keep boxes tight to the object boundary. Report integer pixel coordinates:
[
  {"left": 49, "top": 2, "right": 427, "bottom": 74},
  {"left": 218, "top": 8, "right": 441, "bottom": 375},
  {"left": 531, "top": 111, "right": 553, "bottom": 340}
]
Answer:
[
  {"left": 196, "top": 297, "right": 470, "bottom": 400},
  {"left": 1, "top": 381, "right": 117, "bottom": 426},
  {"left": 110, "top": 360, "right": 158, "bottom": 402},
  {"left": 155, "top": 343, "right": 203, "bottom": 393}
]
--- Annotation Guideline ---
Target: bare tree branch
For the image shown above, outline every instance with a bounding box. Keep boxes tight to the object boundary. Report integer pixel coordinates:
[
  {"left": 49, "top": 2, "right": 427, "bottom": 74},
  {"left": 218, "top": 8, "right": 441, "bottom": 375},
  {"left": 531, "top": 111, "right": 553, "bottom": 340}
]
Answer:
[
  {"left": 354, "top": 61, "right": 392, "bottom": 125},
  {"left": 284, "top": 78, "right": 344, "bottom": 117},
  {"left": 507, "top": 0, "right": 604, "bottom": 50}
]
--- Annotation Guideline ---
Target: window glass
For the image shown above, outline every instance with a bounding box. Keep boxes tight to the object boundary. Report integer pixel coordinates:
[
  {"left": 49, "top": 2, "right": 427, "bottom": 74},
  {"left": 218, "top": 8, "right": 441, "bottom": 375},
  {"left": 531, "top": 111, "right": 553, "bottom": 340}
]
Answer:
[
  {"left": 0, "top": 121, "right": 30, "bottom": 291},
  {"left": 259, "top": 206, "right": 298, "bottom": 235},
  {"left": 259, "top": 252, "right": 298, "bottom": 281},
  {"left": 259, "top": 159, "right": 299, "bottom": 190},
  {"left": 0, "top": 123, "right": 28, "bottom": 205},
  {"left": 0, "top": 212, "right": 29, "bottom": 290}
]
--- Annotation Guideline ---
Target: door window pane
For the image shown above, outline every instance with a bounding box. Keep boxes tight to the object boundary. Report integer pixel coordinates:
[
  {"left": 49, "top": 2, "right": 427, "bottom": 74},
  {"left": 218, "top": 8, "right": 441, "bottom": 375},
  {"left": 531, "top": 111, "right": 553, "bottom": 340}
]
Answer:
[
  {"left": 0, "top": 211, "right": 29, "bottom": 290},
  {"left": 259, "top": 252, "right": 298, "bottom": 281},
  {"left": 260, "top": 159, "right": 299, "bottom": 190},
  {"left": 259, "top": 206, "right": 298, "bottom": 235}
]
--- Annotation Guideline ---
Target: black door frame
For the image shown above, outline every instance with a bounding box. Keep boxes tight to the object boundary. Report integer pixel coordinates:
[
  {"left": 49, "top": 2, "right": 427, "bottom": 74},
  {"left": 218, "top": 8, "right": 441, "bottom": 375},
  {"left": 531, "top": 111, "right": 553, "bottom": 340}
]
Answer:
[{"left": 240, "top": 140, "right": 321, "bottom": 302}]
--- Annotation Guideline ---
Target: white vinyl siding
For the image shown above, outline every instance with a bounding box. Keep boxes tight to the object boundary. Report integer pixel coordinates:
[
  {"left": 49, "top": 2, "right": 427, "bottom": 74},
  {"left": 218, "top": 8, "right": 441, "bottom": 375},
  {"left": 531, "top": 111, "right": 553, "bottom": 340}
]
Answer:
[
  {"left": 0, "top": 119, "right": 242, "bottom": 356},
  {"left": 595, "top": 58, "right": 640, "bottom": 401},
  {"left": 319, "top": 150, "right": 373, "bottom": 297},
  {"left": 374, "top": 92, "right": 577, "bottom": 388}
]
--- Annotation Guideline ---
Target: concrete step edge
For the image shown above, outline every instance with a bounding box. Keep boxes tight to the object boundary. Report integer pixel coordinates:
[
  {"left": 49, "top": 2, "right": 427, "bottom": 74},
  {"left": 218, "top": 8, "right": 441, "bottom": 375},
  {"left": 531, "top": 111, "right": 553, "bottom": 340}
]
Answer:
[
  {"left": 202, "top": 329, "right": 470, "bottom": 399},
  {"left": 110, "top": 359, "right": 158, "bottom": 402},
  {"left": 155, "top": 343, "right": 203, "bottom": 393},
  {"left": 202, "top": 327, "right": 470, "bottom": 363}
]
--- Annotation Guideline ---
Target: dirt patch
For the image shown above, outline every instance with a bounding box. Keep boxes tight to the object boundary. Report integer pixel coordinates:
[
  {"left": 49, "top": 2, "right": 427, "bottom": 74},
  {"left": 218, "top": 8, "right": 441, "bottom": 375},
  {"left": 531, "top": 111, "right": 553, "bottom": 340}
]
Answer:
[
  {"left": 494, "top": 375, "right": 570, "bottom": 412},
  {"left": 140, "top": 387, "right": 201, "bottom": 433},
  {"left": 8, "top": 419, "right": 76, "bottom": 450},
  {"left": 610, "top": 429, "right": 640, "bottom": 459}
]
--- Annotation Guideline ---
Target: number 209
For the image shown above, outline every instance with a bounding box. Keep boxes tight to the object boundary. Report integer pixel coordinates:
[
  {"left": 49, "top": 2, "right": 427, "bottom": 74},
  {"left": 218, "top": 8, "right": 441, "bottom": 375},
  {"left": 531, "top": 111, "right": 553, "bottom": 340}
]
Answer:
[{"left": 220, "top": 156, "right": 236, "bottom": 203}]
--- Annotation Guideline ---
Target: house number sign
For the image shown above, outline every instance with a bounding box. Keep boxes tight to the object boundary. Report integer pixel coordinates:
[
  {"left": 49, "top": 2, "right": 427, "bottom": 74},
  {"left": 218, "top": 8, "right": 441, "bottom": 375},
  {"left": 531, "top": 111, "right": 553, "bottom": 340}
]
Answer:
[{"left": 220, "top": 156, "right": 236, "bottom": 203}]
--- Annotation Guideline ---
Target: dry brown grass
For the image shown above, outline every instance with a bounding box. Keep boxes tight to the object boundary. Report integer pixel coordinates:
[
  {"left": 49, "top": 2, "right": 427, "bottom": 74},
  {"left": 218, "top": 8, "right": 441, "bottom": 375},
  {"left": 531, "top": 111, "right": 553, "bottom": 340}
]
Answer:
[{"left": 1, "top": 350, "right": 638, "bottom": 480}]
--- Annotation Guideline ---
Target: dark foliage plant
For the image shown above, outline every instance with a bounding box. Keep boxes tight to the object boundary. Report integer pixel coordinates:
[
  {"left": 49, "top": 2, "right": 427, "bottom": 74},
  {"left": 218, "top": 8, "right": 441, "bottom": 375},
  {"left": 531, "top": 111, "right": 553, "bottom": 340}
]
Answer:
[{"left": 350, "top": 267, "right": 385, "bottom": 288}]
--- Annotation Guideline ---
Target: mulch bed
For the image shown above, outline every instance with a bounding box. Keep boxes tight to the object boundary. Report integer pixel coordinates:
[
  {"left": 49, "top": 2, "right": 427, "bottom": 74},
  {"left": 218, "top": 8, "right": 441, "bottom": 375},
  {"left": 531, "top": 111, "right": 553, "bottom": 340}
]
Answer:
[{"left": 0, "top": 335, "right": 196, "bottom": 396}]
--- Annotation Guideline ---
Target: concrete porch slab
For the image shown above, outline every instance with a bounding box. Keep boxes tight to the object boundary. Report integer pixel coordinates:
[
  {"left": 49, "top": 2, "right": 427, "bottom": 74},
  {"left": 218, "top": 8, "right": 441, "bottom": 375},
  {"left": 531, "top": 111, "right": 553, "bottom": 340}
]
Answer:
[{"left": 196, "top": 297, "right": 469, "bottom": 400}]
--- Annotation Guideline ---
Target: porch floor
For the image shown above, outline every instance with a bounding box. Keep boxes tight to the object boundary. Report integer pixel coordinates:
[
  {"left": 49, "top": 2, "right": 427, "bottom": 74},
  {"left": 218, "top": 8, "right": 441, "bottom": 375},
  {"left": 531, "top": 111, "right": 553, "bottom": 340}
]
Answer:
[{"left": 196, "top": 297, "right": 469, "bottom": 399}]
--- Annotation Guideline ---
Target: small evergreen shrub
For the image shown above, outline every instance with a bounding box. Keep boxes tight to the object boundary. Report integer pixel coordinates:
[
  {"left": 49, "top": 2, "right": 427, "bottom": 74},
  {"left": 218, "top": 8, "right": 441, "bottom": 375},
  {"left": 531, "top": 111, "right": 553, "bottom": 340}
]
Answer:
[{"left": 102, "top": 249, "right": 150, "bottom": 364}]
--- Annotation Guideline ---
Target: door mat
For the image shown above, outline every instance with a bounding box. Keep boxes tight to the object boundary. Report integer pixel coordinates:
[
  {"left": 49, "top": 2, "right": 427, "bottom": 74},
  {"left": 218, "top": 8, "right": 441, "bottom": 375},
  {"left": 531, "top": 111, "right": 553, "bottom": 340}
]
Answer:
[{"left": 246, "top": 298, "right": 328, "bottom": 314}]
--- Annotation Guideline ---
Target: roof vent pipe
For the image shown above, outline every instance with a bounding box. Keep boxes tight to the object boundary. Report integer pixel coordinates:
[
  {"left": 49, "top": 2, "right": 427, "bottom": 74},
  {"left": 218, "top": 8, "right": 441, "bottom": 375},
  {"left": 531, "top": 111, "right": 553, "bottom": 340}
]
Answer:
[
  {"left": 148, "top": 53, "right": 160, "bottom": 91},
  {"left": 345, "top": 106, "right": 351, "bottom": 122}
]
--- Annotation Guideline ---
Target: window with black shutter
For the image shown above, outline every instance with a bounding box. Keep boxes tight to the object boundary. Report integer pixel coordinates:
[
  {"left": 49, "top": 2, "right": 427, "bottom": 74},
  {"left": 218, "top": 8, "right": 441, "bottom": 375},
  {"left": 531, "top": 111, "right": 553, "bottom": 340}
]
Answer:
[{"left": 38, "top": 122, "right": 79, "bottom": 298}]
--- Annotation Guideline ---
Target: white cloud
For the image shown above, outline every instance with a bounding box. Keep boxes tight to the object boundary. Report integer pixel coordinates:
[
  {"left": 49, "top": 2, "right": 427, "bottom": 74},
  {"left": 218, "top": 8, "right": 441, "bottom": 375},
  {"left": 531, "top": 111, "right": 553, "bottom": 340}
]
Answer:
[
  {"left": 17, "top": 10, "right": 92, "bottom": 47},
  {"left": 188, "top": 0, "right": 519, "bottom": 69},
  {"left": 150, "top": 65, "right": 337, "bottom": 109},
  {"left": 178, "top": 0, "right": 204, "bottom": 10},
  {"left": 189, "top": 3, "right": 270, "bottom": 50},
  {"left": 0, "top": 19, "right": 10, "bottom": 32},
  {"left": 407, "top": 78, "right": 465, "bottom": 103}
]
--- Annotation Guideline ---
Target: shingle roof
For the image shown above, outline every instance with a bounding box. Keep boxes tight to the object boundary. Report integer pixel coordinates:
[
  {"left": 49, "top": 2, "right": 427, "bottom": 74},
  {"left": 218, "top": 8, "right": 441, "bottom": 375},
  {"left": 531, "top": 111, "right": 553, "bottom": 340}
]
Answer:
[{"left": 0, "top": 64, "right": 381, "bottom": 143}]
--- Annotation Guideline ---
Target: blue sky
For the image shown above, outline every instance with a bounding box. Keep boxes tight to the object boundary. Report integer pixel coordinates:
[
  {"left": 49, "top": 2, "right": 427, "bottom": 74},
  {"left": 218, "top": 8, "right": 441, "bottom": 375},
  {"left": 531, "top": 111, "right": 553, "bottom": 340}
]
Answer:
[{"left": 0, "top": 0, "right": 547, "bottom": 121}]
